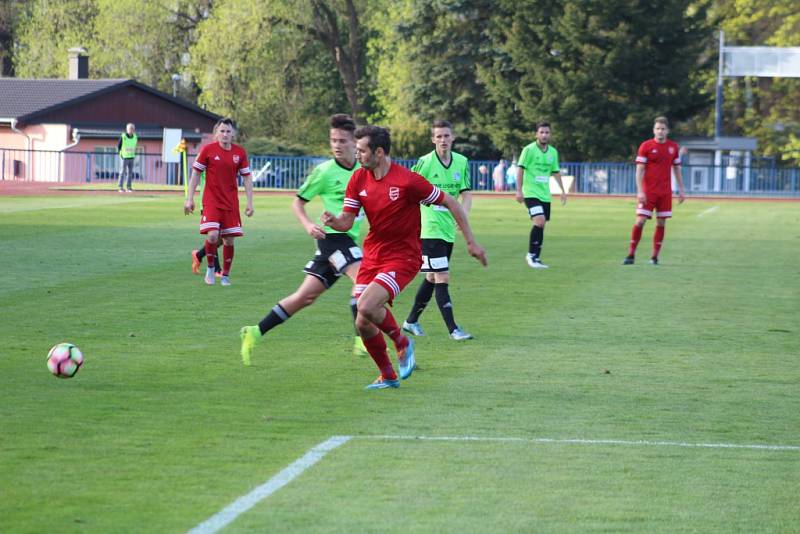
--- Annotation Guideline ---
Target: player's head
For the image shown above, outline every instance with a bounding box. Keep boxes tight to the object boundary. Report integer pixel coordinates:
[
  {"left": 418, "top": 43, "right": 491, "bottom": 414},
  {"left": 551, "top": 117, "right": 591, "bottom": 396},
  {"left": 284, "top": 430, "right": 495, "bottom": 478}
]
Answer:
[
  {"left": 329, "top": 114, "right": 356, "bottom": 163},
  {"left": 431, "top": 119, "right": 454, "bottom": 155},
  {"left": 653, "top": 116, "right": 669, "bottom": 142},
  {"left": 126, "top": 123, "right": 135, "bottom": 134},
  {"left": 355, "top": 125, "right": 391, "bottom": 170},
  {"left": 535, "top": 121, "right": 551, "bottom": 145},
  {"left": 214, "top": 117, "right": 236, "bottom": 146}
]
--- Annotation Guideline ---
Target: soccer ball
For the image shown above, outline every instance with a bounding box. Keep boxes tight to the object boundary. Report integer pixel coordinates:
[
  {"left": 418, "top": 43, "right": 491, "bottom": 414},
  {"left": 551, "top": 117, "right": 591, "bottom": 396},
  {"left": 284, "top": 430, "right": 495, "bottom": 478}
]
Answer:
[{"left": 47, "top": 343, "right": 84, "bottom": 378}]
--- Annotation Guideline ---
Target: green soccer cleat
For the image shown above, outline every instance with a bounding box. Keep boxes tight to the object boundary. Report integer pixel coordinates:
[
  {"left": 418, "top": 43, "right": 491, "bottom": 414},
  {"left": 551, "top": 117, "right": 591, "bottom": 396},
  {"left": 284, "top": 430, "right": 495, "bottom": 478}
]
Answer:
[
  {"left": 353, "top": 336, "right": 368, "bottom": 356},
  {"left": 240, "top": 325, "right": 261, "bottom": 366}
]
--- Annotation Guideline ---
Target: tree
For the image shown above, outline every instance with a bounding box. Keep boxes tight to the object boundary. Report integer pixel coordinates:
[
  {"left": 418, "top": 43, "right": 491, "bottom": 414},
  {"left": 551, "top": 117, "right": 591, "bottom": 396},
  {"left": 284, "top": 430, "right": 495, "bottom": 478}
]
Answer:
[
  {"left": 484, "top": 0, "right": 712, "bottom": 161},
  {"left": 0, "top": 0, "right": 25, "bottom": 76},
  {"left": 14, "top": 0, "right": 97, "bottom": 78}
]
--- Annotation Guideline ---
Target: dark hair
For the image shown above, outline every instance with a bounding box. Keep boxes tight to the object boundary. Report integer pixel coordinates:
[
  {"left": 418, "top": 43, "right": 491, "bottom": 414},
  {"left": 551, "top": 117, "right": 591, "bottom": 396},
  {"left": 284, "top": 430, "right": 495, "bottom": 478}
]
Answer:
[
  {"left": 214, "top": 117, "right": 235, "bottom": 131},
  {"left": 654, "top": 116, "right": 670, "bottom": 127},
  {"left": 432, "top": 119, "right": 453, "bottom": 130},
  {"left": 355, "top": 125, "right": 391, "bottom": 155},
  {"left": 535, "top": 121, "right": 551, "bottom": 131},
  {"left": 330, "top": 114, "right": 356, "bottom": 133}
]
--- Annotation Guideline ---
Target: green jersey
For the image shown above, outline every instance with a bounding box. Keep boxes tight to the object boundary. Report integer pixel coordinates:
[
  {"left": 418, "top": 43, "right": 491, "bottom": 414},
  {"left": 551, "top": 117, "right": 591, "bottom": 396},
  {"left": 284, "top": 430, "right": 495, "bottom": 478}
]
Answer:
[
  {"left": 413, "top": 150, "right": 471, "bottom": 242},
  {"left": 518, "top": 142, "right": 560, "bottom": 202},
  {"left": 297, "top": 158, "right": 361, "bottom": 241}
]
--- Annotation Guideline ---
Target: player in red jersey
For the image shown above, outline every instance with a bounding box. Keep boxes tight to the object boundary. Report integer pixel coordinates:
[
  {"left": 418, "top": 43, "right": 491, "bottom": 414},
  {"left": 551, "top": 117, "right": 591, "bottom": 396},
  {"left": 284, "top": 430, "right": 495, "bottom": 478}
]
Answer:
[
  {"left": 184, "top": 118, "right": 254, "bottom": 285},
  {"left": 322, "top": 125, "right": 487, "bottom": 390},
  {"left": 623, "top": 116, "right": 686, "bottom": 265}
]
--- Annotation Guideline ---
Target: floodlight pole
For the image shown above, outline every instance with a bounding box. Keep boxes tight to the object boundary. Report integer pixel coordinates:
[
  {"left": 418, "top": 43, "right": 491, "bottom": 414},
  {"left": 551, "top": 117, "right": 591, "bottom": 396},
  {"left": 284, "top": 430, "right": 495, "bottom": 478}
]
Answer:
[{"left": 715, "top": 30, "right": 724, "bottom": 137}]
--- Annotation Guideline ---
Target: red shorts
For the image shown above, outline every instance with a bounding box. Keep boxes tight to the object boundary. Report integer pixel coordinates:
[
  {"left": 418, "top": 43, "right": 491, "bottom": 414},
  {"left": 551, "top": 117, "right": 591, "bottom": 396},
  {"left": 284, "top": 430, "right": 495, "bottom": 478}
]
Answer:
[
  {"left": 354, "top": 257, "right": 421, "bottom": 304},
  {"left": 636, "top": 191, "right": 672, "bottom": 219},
  {"left": 200, "top": 205, "right": 243, "bottom": 236}
]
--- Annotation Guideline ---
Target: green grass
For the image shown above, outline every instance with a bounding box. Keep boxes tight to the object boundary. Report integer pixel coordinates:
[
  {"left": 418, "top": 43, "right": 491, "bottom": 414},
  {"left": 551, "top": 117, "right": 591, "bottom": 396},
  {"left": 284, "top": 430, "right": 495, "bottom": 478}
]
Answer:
[{"left": 1, "top": 193, "right": 799, "bottom": 533}]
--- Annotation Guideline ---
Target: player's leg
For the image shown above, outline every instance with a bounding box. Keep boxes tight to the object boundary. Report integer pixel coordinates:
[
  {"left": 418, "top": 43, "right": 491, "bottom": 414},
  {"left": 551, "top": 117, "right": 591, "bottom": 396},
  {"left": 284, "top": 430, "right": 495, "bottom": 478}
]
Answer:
[
  {"left": 342, "top": 261, "right": 368, "bottom": 356},
  {"left": 624, "top": 197, "right": 654, "bottom": 264},
  {"left": 403, "top": 274, "right": 434, "bottom": 336},
  {"left": 202, "top": 228, "right": 220, "bottom": 285},
  {"left": 356, "top": 282, "right": 400, "bottom": 387},
  {"left": 218, "top": 210, "right": 243, "bottom": 285},
  {"left": 240, "top": 275, "right": 327, "bottom": 365},
  {"left": 433, "top": 271, "right": 473, "bottom": 341},
  {"left": 651, "top": 194, "right": 672, "bottom": 264},
  {"left": 524, "top": 198, "right": 549, "bottom": 268},
  {"left": 193, "top": 243, "right": 222, "bottom": 275}
]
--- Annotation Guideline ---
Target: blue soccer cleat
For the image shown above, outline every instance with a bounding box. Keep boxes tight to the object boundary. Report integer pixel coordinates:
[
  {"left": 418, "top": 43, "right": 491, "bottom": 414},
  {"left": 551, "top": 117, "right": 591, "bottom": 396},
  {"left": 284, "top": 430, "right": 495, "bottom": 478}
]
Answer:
[
  {"left": 397, "top": 337, "right": 416, "bottom": 380},
  {"left": 365, "top": 375, "right": 400, "bottom": 390}
]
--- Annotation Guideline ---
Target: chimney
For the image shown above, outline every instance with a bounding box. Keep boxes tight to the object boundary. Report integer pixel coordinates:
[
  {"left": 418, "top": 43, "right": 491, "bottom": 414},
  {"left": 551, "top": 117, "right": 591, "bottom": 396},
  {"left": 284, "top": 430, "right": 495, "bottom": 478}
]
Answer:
[{"left": 68, "top": 48, "right": 89, "bottom": 79}]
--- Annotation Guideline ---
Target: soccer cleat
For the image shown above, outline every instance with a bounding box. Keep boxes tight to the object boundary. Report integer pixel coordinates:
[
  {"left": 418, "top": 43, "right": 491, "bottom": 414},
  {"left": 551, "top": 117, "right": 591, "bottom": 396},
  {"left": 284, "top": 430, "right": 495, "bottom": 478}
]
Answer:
[
  {"left": 365, "top": 375, "right": 400, "bottom": 389},
  {"left": 191, "top": 250, "right": 201, "bottom": 274},
  {"left": 204, "top": 268, "right": 216, "bottom": 285},
  {"left": 526, "top": 254, "right": 548, "bottom": 269},
  {"left": 397, "top": 337, "right": 416, "bottom": 380},
  {"left": 402, "top": 321, "right": 425, "bottom": 337},
  {"left": 220, "top": 275, "right": 232, "bottom": 286},
  {"left": 449, "top": 327, "right": 473, "bottom": 341},
  {"left": 240, "top": 325, "right": 261, "bottom": 366},
  {"left": 622, "top": 255, "right": 635, "bottom": 265},
  {"left": 649, "top": 257, "right": 659, "bottom": 265},
  {"left": 353, "top": 336, "right": 368, "bottom": 356}
]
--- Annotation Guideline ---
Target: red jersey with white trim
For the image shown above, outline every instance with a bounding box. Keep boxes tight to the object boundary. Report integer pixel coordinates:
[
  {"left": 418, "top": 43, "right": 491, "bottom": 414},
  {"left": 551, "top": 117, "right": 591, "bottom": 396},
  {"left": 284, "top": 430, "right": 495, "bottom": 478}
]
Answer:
[
  {"left": 343, "top": 162, "right": 445, "bottom": 264},
  {"left": 635, "top": 139, "right": 681, "bottom": 195},
  {"left": 192, "top": 142, "right": 251, "bottom": 211}
]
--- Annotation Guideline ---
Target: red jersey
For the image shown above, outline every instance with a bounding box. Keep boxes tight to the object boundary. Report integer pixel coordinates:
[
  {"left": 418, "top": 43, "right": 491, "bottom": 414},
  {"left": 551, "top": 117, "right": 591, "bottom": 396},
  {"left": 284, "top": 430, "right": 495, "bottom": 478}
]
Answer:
[
  {"left": 635, "top": 139, "right": 681, "bottom": 195},
  {"left": 192, "top": 142, "right": 251, "bottom": 211},
  {"left": 343, "top": 162, "right": 445, "bottom": 264}
]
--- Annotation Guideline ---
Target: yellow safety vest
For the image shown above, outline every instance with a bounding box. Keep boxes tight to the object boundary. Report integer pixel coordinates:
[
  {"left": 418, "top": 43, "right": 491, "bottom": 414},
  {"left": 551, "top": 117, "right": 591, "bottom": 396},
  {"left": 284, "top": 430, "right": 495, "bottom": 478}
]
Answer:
[{"left": 120, "top": 133, "right": 138, "bottom": 159}]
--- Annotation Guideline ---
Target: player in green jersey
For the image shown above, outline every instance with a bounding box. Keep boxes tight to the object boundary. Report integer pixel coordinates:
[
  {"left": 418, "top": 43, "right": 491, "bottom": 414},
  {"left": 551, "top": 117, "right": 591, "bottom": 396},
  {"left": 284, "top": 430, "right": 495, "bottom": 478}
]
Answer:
[
  {"left": 516, "top": 121, "right": 567, "bottom": 269},
  {"left": 240, "top": 114, "right": 367, "bottom": 365},
  {"left": 402, "top": 120, "right": 474, "bottom": 341}
]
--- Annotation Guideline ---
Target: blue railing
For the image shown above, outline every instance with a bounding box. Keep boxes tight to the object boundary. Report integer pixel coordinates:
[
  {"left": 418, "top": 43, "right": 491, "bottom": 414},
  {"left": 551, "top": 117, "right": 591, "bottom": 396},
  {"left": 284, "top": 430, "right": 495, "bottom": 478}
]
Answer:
[{"left": 1, "top": 147, "right": 799, "bottom": 197}]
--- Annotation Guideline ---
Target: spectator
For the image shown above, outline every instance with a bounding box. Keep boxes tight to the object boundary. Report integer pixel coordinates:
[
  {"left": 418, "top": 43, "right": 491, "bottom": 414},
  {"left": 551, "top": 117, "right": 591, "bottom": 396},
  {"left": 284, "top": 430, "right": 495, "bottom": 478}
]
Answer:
[
  {"left": 117, "top": 123, "right": 137, "bottom": 192},
  {"left": 493, "top": 159, "right": 507, "bottom": 191},
  {"left": 505, "top": 159, "right": 519, "bottom": 190}
]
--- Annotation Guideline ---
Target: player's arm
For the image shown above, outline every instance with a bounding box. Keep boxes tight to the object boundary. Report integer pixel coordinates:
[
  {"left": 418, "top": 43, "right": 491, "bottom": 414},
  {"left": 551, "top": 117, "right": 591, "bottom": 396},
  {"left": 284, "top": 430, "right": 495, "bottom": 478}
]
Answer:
[
  {"left": 242, "top": 171, "right": 254, "bottom": 217},
  {"left": 184, "top": 169, "right": 202, "bottom": 214},
  {"left": 459, "top": 190, "right": 472, "bottom": 213},
  {"left": 320, "top": 210, "right": 356, "bottom": 232},
  {"left": 552, "top": 171, "right": 567, "bottom": 205},
  {"left": 292, "top": 197, "right": 326, "bottom": 239},
  {"left": 515, "top": 166, "right": 525, "bottom": 203},
  {"left": 635, "top": 164, "right": 646, "bottom": 204},
  {"left": 673, "top": 165, "right": 686, "bottom": 204},
  {"left": 440, "top": 193, "right": 487, "bottom": 266}
]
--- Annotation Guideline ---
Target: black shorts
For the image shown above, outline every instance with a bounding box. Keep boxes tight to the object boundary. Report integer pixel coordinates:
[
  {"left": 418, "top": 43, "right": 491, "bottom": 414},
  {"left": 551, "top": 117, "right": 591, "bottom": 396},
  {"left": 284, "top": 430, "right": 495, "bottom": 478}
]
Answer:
[
  {"left": 303, "top": 233, "right": 362, "bottom": 288},
  {"left": 420, "top": 239, "right": 454, "bottom": 273},
  {"left": 524, "top": 197, "right": 551, "bottom": 221}
]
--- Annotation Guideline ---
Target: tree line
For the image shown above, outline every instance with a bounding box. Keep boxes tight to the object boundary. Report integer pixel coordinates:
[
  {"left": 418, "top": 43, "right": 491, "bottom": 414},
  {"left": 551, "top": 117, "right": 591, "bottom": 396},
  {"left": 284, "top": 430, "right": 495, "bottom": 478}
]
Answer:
[{"left": 1, "top": 0, "right": 798, "bottom": 163}]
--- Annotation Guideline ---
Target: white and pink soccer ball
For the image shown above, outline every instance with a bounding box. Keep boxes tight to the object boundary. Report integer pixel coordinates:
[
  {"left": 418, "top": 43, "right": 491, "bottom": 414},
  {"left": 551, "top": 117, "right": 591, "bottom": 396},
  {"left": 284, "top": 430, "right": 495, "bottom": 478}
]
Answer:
[{"left": 47, "top": 343, "right": 84, "bottom": 378}]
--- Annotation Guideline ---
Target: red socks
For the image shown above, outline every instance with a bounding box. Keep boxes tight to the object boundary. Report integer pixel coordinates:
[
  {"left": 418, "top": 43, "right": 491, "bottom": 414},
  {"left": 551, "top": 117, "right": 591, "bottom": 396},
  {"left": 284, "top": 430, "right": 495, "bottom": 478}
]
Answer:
[
  {"left": 222, "top": 244, "right": 234, "bottom": 276},
  {"left": 628, "top": 225, "right": 643, "bottom": 256},
  {"left": 204, "top": 240, "right": 216, "bottom": 269},
  {"left": 378, "top": 310, "right": 408, "bottom": 351},
  {"left": 653, "top": 225, "right": 665, "bottom": 258},
  {"left": 362, "top": 332, "right": 397, "bottom": 380}
]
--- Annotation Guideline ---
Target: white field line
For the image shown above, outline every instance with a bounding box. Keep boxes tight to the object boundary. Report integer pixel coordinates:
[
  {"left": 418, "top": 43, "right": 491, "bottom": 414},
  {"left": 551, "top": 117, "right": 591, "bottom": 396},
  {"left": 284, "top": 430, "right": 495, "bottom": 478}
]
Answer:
[
  {"left": 697, "top": 205, "right": 719, "bottom": 217},
  {"left": 187, "top": 435, "right": 351, "bottom": 534},
  {"left": 359, "top": 434, "right": 800, "bottom": 451},
  {"left": 188, "top": 432, "right": 798, "bottom": 532}
]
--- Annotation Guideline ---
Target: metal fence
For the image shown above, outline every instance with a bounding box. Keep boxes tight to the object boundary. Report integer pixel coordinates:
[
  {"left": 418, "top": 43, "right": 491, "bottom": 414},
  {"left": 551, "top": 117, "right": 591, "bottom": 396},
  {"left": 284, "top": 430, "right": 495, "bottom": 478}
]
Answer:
[{"left": 2, "top": 147, "right": 799, "bottom": 197}]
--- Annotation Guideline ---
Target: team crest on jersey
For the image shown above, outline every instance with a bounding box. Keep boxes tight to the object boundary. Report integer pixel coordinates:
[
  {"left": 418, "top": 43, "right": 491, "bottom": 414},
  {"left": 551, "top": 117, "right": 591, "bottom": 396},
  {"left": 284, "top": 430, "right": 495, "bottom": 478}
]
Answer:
[
  {"left": 452, "top": 171, "right": 461, "bottom": 182},
  {"left": 389, "top": 186, "right": 400, "bottom": 201},
  {"left": 668, "top": 146, "right": 675, "bottom": 154},
  {"left": 232, "top": 154, "right": 240, "bottom": 164}
]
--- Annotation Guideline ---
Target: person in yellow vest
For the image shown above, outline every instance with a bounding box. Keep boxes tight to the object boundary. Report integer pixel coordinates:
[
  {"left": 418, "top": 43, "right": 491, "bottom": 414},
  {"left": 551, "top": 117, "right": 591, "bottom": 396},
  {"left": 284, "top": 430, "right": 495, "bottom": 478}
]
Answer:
[{"left": 117, "top": 123, "right": 137, "bottom": 192}]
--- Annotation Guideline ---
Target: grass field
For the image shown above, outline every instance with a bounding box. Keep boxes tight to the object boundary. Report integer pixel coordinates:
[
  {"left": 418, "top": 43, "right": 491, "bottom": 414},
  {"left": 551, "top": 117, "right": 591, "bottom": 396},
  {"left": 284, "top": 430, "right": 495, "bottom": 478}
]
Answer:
[{"left": 2, "top": 192, "right": 799, "bottom": 533}]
